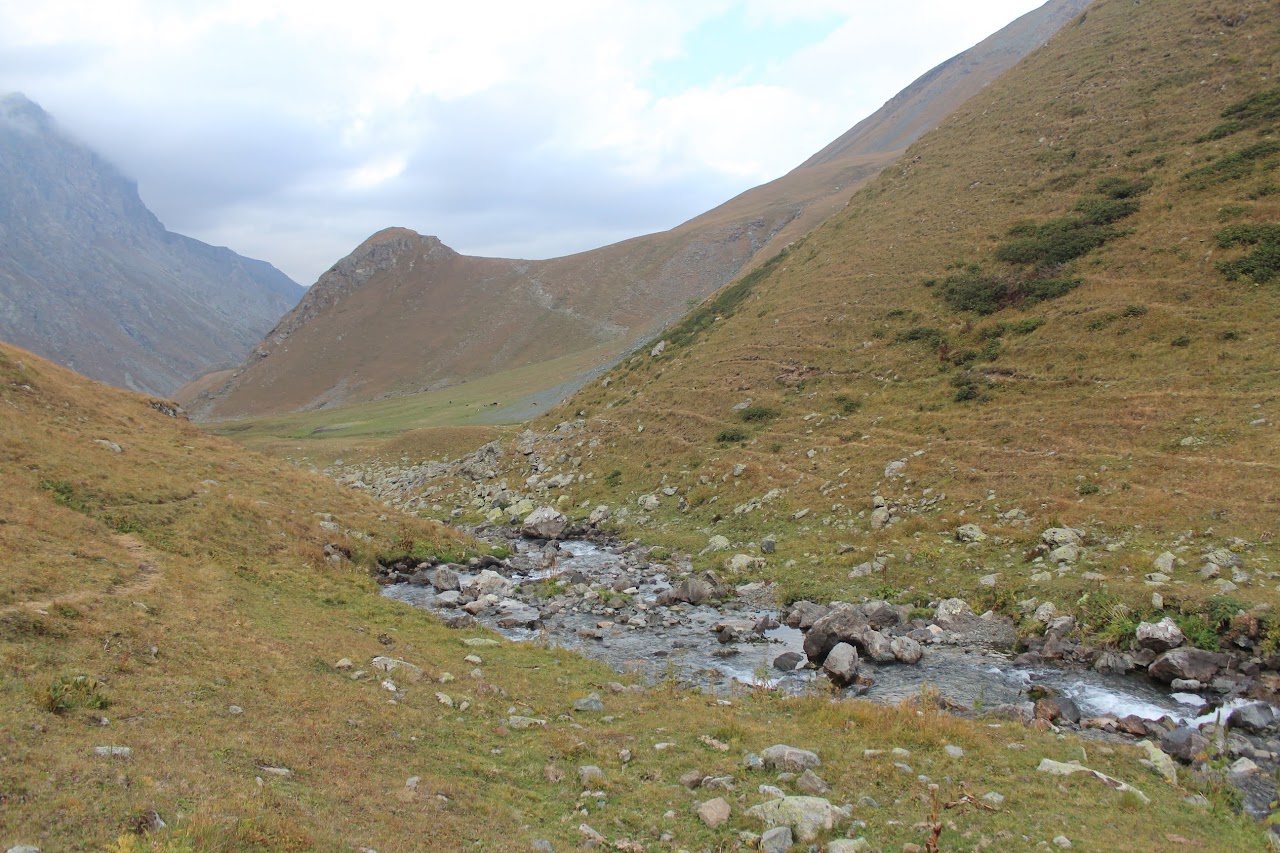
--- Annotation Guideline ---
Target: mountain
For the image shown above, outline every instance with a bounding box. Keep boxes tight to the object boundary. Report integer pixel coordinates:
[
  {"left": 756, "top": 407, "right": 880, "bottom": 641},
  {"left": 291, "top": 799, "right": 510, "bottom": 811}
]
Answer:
[
  {"left": 0, "top": 93, "right": 303, "bottom": 395},
  {"left": 400, "top": 0, "right": 1279, "bottom": 613},
  {"left": 187, "top": 0, "right": 1090, "bottom": 421}
]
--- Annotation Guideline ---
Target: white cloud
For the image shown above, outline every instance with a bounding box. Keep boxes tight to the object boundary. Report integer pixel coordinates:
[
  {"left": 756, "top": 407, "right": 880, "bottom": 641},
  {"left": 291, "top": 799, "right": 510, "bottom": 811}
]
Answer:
[{"left": 0, "top": 0, "right": 1051, "bottom": 283}]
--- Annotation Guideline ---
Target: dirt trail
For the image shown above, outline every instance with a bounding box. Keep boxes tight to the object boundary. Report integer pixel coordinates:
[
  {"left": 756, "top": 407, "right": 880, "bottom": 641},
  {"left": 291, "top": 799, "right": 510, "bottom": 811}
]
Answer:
[{"left": 1, "top": 533, "right": 161, "bottom": 615}]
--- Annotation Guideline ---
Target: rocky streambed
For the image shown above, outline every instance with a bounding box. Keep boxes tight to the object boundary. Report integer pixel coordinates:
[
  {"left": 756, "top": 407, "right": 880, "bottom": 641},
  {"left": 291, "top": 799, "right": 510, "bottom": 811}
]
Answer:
[{"left": 374, "top": 517, "right": 1280, "bottom": 820}]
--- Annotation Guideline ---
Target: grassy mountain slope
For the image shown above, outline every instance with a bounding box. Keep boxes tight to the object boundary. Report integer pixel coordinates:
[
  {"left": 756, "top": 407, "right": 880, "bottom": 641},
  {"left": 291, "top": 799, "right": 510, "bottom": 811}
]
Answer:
[
  {"left": 395, "top": 0, "right": 1280, "bottom": 633},
  {"left": 1, "top": 340, "right": 1266, "bottom": 851},
  {"left": 186, "top": 0, "right": 1088, "bottom": 422}
]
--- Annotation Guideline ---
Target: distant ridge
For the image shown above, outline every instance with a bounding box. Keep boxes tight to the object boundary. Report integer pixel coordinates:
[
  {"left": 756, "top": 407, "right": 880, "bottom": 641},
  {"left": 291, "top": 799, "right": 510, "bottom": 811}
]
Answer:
[
  {"left": 0, "top": 93, "right": 303, "bottom": 395},
  {"left": 187, "top": 0, "right": 1090, "bottom": 421}
]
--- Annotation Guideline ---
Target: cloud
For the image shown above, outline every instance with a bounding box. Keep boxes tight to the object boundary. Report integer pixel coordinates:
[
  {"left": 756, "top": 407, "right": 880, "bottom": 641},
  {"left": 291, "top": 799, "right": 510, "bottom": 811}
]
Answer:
[{"left": 0, "top": 0, "right": 1050, "bottom": 284}]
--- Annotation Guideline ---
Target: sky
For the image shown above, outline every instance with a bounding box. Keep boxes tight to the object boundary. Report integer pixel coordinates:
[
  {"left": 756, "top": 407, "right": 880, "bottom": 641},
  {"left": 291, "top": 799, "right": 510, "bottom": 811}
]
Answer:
[{"left": 1, "top": 1, "right": 1051, "bottom": 285}]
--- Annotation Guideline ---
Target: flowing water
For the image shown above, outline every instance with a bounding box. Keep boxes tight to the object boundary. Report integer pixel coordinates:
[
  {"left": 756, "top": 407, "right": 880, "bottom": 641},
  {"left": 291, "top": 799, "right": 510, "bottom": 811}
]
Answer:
[{"left": 383, "top": 539, "right": 1226, "bottom": 725}]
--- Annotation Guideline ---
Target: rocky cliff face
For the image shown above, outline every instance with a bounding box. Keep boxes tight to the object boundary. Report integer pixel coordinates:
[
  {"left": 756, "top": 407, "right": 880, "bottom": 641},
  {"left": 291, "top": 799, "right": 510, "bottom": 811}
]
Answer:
[{"left": 0, "top": 93, "right": 303, "bottom": 395}]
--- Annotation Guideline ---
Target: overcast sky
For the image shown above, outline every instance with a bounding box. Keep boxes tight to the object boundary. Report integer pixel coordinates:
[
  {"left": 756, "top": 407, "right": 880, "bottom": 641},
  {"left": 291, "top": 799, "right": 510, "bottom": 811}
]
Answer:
[{"left": 1, "top": 1, "right": 1050, "bottom": 285}]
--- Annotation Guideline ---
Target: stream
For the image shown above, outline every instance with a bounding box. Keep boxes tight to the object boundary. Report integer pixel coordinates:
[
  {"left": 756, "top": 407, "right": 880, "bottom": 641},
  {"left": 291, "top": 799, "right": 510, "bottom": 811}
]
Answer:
[{"left": 382, "top": 539, "right": 1234, "bottom": 727}]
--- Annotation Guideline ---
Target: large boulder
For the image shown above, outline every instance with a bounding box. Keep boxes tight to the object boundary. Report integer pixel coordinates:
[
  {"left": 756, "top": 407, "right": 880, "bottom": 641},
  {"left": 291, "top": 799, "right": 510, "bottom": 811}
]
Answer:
[
  {"left": 933, "top": 598, "right": 977, "bottom": 631},
  {"left": 822, "top": 643, "right": 860, "bottom": 687},
  {"left": 1148, "top": 648, "right": 1225, "bottom": 684},
  {"left": 429, "top": 566, "right": 461, "bottom": 592},
  {"left": 890, "top": 636, "right": 923, "bottom": 664},
  {"left": 860, "top": 600, "right": 902, "bottom": 630},
  {"left": 760, "top": 745, "right": 821, "bottom": 772},
  {"left": 1136, "top": 618, "right": 1184, "bottom": 653},
  {"left": 1159, "top": 727, "right": 1210, "bottom": 763},
  {"left": 745, "top": 796, "right": 847, "bottom": 843},
  {"left": 862, "top": 630, "right": 896, "bottom": 663},
  {"left": 802, "top": 605, "right": 870, "bottom": 663},
  {"left": 784, "top": 600, "right": 830, "bottom": 630},
  {"left": 465, "top": 570, "right": 513, "bottom": 598},
  {"left": 1228, "top": 702, "right": 1276, "bottom": 733},
  {"left": 521, "top": 507, "right": 568, "bottom": 540},
  {"left": 1042, "top": 528, "right": 1084, "bottom": 548},
  {"left": 655, "top": 572, "right": 727, "bottom": 606}
]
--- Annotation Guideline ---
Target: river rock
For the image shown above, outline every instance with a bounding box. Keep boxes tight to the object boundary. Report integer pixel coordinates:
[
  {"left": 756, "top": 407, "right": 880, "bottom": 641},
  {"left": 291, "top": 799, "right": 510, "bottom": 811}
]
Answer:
[
  {"left": 803, "top": 605, "right": 870, "bottom": 663},
  {"left": 860, "top": 600, "right": 902, "bottom": 630},
  {"left": 822, "top": 642, "right": 859, "bottom": 686},
  {"left": 890, "top": 636, "right": 923, "bottom": 664},
  {"left": 785, "top": 600, "right": 829, "bottom": 629},
  {"left": 1034, "top": 696, "right": 1081, "bottom": 725},
  {"left": 727, "top": 553, "right": 766, "bottom": 572},
  {"left": 863, "top": 630, "right": 896, "bottom": 663},
  {"left": 761, "top": 745, "right": 821, "bottom": 772},
  {"left": 933, "top": 598, "right": 976, "bottom": 631},
  {"left": 521, "top": 507, "right": 567, "bottom": 540},
  {"left": 656, "top": 572, "right": 727, "bottom": 606},
  {"left": 827, "top": 841, "right": 872, "bottom": 853},
  {"left": 745, "top": 796, "right": 847, "bottom": 843},
  {"left": 1093, "top": 650, "right": 1135, "bottom": 675},
  {"left": 1160, "top": 727, "right": 1209, "bottom": 763},
  {"left": 1228, "top": 702, "right": 1276, "bottom": 733},
  {"left": 1148, "top": 648, "right": 1225, "bottom": 684},
  {"left": 1136, "top": 618, "right": 1184, "bottom": 653},
  {"left": 707, "top": 535, "right": 731, "bottom": 551},
  {"left": 430, "top": 567, "right": 461, "bottom": 591},
  {"left": 773, "top": 651, "right": 805, "bottom": 672},
  {"left": 466, "top": 570, "right": 513, "bottom": 598}
]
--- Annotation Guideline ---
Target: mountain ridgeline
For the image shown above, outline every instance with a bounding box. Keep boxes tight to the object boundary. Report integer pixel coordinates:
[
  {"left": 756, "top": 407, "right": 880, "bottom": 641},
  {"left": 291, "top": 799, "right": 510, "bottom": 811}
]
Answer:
[
  {"left": 0, "top": 94, "right": 303, "bottom": 395},
  {"left": 186, "top": 0, "right": 1091, "bottom": 421}
]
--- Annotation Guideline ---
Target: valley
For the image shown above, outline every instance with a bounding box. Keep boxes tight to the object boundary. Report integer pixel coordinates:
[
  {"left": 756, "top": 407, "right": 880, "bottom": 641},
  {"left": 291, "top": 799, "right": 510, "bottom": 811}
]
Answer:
[{"left": 5, "top": 0, "right": 1280, "bottom": 850}]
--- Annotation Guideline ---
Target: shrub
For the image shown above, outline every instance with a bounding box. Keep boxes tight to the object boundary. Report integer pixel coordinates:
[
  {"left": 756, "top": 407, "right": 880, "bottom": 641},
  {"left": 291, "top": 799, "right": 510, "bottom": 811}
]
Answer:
[
  {"left": 603, "top": 469, "right": 622, "bottom": 486},
  {"left": 1215, "top": 223, "right": 1280, "bottom": 284},
  {"left": 895, "top": 326, "right": 946, "bottom": 346},
  {"left": 716, "top": 428, "right": 748, "bottom": 443},
  {"left": 833, "top": 394, "right": 861, "bottom": 414},
  {"left": 1122, "top": 304, "right": 1148, "bottom": 317},
  {"left": 1171, "top": 336, "right": 1192, "bottom": 347},
  {"left": 39, "top": 675, "right": 110, "bottom": 715},
  {"left": 738, "top": 405, "right": 779, "bottom": 423},
  {"left": 1095, "top": 176, "right": 1154, "bottom": 199}
]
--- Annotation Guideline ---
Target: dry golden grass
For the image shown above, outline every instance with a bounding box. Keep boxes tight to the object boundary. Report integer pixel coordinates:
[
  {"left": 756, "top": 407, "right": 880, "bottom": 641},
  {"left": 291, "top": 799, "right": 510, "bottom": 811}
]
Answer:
[
  {"left": 447, "top": 0, "right": 1280, "bottom": 620},
  {"left": 2, "top": 346, "right": 1267, "bottom": 850}
]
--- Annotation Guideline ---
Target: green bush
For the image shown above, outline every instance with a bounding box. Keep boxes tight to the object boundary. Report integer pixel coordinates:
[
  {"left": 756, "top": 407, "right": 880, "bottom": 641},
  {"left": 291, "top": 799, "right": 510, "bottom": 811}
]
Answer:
[
  {"left": 833, "top": 394, "right": 861, "bottom": 414},
  {"left": 1186, "top": 141, "right": 1280, "bottom": 185},
  {"left": 738, "top": 405, "right": 779, "bottom": 423},
  {"left": 716, "top": 428, "right": 748, "bottom": 443},
  {"left": 1215, "top": 222, "right": 1280, "bottom": 283},
  {"left": 1095, "top": 176, "right": 1154, "bottom": 199},
  {"left": 895, "top": 326, "right": 946, "bottom": 346}
]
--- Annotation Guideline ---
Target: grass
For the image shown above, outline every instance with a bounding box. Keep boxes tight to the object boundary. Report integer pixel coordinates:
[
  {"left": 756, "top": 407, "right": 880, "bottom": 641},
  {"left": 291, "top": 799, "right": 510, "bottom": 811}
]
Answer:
[
  {"left": 367, "top": 0, "right": 1280, "bottom": 665},
  {"left": 9, "top": 343, "right": 1266, "bottom": 850}
]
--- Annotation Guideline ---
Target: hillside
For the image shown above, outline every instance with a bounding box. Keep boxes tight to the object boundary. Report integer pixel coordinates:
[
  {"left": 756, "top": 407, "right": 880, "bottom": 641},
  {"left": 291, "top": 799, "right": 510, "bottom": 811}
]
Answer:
[
  {"left": 334, "top": 0, "right": 1280, "bottom": 663},
  {"left": 0, "top": 94, "right": 302, "bottom": 395},
  {"left": 8, "top": 348, "right": 1269, "bottom": 850},
  {"left": 186, "top": 0, "right": 1090, "bottom": 422}
]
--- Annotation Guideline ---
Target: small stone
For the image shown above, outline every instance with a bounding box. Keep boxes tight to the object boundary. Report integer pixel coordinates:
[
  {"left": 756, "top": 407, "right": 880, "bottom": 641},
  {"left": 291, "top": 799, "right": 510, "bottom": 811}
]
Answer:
[
  {"left": 93, "top": 746, "right": 131, "bottom": 758},
  {"left": 228, "top": 705, "right": 243, "bottom": 715},
  {"left": 982, "top": 791, "right": 1005, "bottom": 806},
  {"left": 795, "top": 768, "right": 830, "bottom": 795},
  {"left": 759, "top": 825, "right": 793, "bottom": 853},
  {"left": 826, "top": 841, "right": 871, "bottom": 853},
  {"left": 334, "top": 658, "right": 354, "bottom": 670},
  {"left": 1053, "top": 836, "right": 1073, "bottom": 849},
  {"left": 579, "top": 765, "right": 606, "bottom": 786},
  {"left": 944, "top": 744, "right": 964, "bottom": 759},
  {"left": 573, "top": 695, "right": 605, "bottom": 713},
  {"left": 697, "top": 797, "right": 731, "bottom": 828}
]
